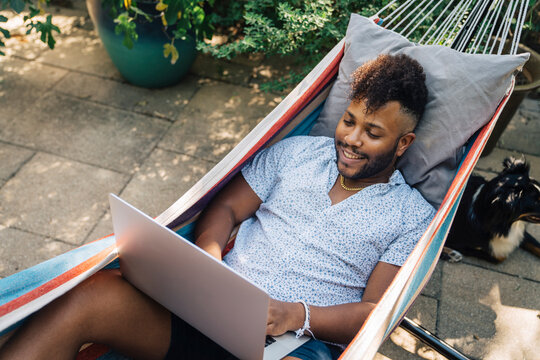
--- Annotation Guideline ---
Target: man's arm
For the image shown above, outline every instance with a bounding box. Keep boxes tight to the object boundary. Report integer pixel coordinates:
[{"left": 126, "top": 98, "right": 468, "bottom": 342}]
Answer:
[
  {"left": 266, "top": 261, "right": 400, "bottom": 344},
  {"left": 194, "top": 173, "right": 262, "bottom": 260}
]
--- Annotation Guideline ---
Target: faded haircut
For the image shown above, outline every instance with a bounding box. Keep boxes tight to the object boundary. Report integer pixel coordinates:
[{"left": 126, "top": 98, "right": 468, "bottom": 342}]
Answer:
[{"left": 349, "top": 53, "right": 428, "bottom": 129}]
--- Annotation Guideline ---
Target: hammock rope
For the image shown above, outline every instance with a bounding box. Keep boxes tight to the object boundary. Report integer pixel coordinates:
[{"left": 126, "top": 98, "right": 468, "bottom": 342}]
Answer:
[
  {"left": 380, "top": 0, "right": 530, "bottom": 55},
  {"left": 430, "top": 0, "right": 472, "bottom": 45},
  {"left": 510, "top": 0, "right": 528, "bottom": 54},
  {"left": 472, "top": 0, "right": 503, "bottom": 54},
  {"left": 391, "top": 0, "right": 433, "bottom": 31},
  {"left": 375, "top": 0, "right": 400, "bottom": 18},
  {"left": 384, "top": 0, "right": 417, "bottom": 26},
  {"left": 402, "top": 0, "right": 446, "bottom": 38},
  {"left": 417, "top": 0, "right": 456, "bottom": 42},
  {"left": 498, "top": 0, "right": 517, "bottom": 53},
  {"left": 453, "top": 0, "right": 491, "bottom": 51}
]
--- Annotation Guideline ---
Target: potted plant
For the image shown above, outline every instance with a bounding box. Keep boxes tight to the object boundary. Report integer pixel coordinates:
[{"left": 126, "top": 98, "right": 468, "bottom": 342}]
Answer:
[
  {"left": 86, "top": 0, "right": 214, "bottom": 88},
  {"left": 0, "top": 0, "right": 60, "bottom": 56}
]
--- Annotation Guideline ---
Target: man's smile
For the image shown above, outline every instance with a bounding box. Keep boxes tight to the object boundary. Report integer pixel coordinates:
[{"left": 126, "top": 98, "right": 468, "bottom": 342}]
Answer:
[
  {"left": 337, "top": 143, "right": 368, "bottom": 165},
  {"left": 342, "top": 148, "right": 363, "bottom": 160}
]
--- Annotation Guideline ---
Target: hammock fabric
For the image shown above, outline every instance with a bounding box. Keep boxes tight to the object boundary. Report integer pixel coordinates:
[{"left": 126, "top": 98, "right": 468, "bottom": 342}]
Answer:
[{"left": 0, "top": 18, "right": 515, "bottom": 360}]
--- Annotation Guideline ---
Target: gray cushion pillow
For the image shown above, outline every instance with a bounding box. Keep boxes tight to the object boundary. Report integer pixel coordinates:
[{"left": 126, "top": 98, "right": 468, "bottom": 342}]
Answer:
[{"left": 310, "top": 14, "right": 529, "bottom": 208}]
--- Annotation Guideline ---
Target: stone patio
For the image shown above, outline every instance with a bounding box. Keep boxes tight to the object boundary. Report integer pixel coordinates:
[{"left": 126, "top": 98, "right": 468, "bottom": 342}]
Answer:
[{"left": 0, "top": 2, "right": 539, "bottom": 359}]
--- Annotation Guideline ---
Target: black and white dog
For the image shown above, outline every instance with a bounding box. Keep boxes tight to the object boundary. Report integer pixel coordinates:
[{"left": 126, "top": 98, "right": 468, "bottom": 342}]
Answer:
[{"left": 445, "top": 157, "right": 540, "bottom": 263}]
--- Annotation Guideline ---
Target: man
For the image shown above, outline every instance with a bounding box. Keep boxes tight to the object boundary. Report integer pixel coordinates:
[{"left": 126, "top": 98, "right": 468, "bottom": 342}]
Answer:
[{"left": 0, "top": 53, "right": 435, "bottom": 360}]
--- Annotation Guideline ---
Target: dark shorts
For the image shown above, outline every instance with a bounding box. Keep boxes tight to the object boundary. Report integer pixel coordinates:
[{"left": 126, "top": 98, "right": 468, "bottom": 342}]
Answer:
[{"left": 164, "top": 314, "right": 342, "bottom": 360}]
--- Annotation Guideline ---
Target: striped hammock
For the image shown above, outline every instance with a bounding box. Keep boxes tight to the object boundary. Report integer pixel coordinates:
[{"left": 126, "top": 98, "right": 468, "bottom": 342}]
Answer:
[{"left": 0, "top": 1, "right": 528, "bottom": 359}]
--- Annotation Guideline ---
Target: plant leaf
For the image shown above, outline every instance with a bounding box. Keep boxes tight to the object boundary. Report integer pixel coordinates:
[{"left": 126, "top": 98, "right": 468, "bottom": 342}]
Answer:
[
  {"left": 164, "top": 0, "right": 182, "bottom": 27},
  {"left": 0, "top": 26, "right": 10, "bottom": 38},
  {"left": 26, "top": 14, "right": 60, "bottom": 49},
  {"left": 155, "top": 0, "right": 167, "bottom": 12},
  {"left": 114, "top": 12, "right": 137, "bottom": 49},
  {"left": 192, "top": 6, "right": 205, "bottom": 25},
  {"left": 123, "top": 32, "right": 133, "bottom": 49},
  {"left": 163, "top": 42, "right": 178, "bottom": 64}
]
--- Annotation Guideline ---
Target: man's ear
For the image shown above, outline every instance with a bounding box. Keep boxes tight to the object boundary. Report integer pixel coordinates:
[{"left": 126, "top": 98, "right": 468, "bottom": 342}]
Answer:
[{"left": 396, "top": 132, "right": 415, "bottom": 157}]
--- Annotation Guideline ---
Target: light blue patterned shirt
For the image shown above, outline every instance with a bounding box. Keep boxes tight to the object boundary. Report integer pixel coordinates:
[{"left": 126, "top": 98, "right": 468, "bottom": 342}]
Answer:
[{"left": 223, "top": 136, "right": 435, "bottom": 307}]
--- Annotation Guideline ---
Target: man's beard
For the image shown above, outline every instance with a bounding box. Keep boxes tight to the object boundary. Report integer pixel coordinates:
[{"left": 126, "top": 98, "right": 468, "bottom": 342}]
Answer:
[{"left": 335, "top": 140, "right": 398, "bottom": 180}]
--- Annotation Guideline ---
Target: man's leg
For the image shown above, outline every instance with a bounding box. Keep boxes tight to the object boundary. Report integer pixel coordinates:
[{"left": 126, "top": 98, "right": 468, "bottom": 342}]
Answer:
[{"left": 0, "top": 269, "right": 171, "bottom": 360}]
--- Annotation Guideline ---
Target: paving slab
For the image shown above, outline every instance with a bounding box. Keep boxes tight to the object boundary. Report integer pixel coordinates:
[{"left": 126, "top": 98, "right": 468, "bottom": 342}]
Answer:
[
  {"left": 471, "top": 169, "right": 497, "bottom": 181},
  {"left": 377, "top": 295, "right": 445, "bottom": 360},
  {"left": 119, "top": 148, "right": 216, "bottom": 217},
  {"left": 0, "top": 226, "right": 75, "bottom": 278},
  {"left": 37, "top": 27, "right": 122, "bottom": 81},
  {"left": 0, "top": 92, "right": 170, "bottom": 174},
  {"left": 461, "top": 245, "right": 540, "bottom": 283},
  {"left": 0, "top": 152, "right": 128, "bottom": 246},
  {"left": 159, "top": 81, "right": 280, "bottom": 162},
  {"left": 497, "top": 97, "right": 540, "bottom": 156},
  {"left": 476, "top": 147, "right": 540, "bottom": 180},
  {"left": 53, "top": 72, "right": 200, "bottom": 121},
  {"left": 0, "top": 56, "right": 68, "bottom": 122},
  {"left": 84, "top": 210, "right": 113, "bottom": 244},
  {"left": 0, "top": 142, "right": 34, "bottom": 181},
  {"left": 85, "top": 149, "right": 216, "bottom": 242},
  {"left": 438, "top": 261, "right": 540, "bottom": 360}
]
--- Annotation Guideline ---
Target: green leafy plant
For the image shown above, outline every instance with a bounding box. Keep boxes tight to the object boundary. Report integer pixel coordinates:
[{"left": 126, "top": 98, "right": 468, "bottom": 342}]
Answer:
[
  {"left": 0, "top": 0, "right": 60, "bottom": 56},
  {"left": 102, "top": 0, "right": 214, "bottom": 64},
  {"left": 200, "top": 0, "right": 393, "bottom": 91}
]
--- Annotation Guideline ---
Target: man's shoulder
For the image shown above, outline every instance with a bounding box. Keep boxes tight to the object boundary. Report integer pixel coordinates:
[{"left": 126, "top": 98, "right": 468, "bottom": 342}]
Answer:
[
  {"left": 387, "top": 171, "right": 436, "bottom": 219},
  {"left": 400, "top": 184, "right": 437, "bottom": 226}
]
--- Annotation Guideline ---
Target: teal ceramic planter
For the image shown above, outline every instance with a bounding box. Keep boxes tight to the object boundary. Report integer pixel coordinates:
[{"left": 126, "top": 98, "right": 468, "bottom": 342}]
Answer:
[{"left": 86, "top": 0, "right": 197, "bottom": 88}]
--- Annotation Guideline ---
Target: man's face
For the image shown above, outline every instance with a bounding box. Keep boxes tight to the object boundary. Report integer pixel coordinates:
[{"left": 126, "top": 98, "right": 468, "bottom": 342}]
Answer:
[{"left": 334, "top": 100, "right": 413, "bottom": 180}]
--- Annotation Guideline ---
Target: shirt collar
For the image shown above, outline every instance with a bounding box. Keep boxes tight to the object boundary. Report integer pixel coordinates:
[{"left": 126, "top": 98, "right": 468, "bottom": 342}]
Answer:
[{"left": 388, "top": 169, "right": 406, "bottom": 185}]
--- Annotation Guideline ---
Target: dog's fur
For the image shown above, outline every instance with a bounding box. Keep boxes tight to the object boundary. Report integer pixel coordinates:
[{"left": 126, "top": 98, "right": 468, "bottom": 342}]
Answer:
[{"left": 446, "top": 157, "right": 540, "bottom": 263}]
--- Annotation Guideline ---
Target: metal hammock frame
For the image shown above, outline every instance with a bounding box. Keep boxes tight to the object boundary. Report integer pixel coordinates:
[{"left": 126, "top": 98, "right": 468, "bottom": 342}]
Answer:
[{"left": 371, "top": 1, "right": 530, "bottom": 359}]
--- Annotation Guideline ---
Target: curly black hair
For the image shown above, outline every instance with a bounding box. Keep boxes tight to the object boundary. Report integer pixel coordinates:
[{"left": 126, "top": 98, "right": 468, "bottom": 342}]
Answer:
[{"left": 350, "top": 54, "right": 428, "bottom": 128}]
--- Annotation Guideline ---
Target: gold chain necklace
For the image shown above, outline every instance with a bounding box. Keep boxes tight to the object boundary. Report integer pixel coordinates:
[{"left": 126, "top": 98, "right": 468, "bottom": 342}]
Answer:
[{"left": 339, "top": 174, "right": 366, "bottom": 191}]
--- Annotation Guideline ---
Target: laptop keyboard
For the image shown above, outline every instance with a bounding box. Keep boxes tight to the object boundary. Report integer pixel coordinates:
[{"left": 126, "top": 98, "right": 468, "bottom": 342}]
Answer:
[{"left": 265, "top": 336, "right": 276, "bottom": 347}]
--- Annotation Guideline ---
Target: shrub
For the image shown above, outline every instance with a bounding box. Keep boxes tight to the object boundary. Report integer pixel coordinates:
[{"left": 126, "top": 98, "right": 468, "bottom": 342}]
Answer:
[{"left": 198, "top": 0, "right": 394, "bottom": 91}]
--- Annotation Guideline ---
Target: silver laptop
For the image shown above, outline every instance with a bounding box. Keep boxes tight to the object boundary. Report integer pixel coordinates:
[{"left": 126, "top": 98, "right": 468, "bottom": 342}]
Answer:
[{"left": 109, "top": 194, "right": 309, "bottom": 360}]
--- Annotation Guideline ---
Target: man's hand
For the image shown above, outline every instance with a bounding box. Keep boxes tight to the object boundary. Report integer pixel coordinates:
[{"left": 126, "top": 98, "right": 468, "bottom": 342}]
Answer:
[{"left": 266, "top": 299, "right": 304, "bottom": 337}]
